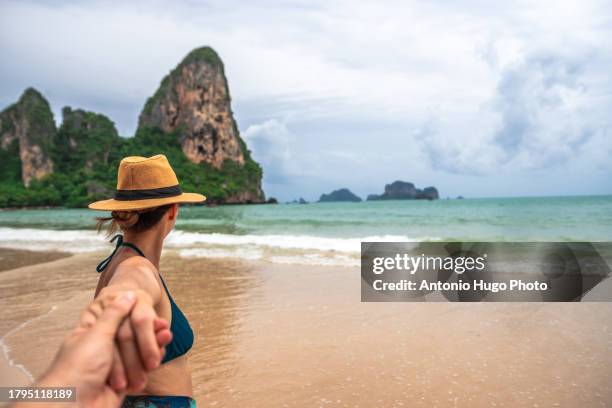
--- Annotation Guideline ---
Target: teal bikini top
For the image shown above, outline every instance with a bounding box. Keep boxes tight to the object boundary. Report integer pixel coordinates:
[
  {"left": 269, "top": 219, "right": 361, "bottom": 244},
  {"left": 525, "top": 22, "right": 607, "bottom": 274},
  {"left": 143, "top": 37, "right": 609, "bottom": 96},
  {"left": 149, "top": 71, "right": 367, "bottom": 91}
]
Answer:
[{"left": 96, "top": 235, "right": 194, "bottom": 364}]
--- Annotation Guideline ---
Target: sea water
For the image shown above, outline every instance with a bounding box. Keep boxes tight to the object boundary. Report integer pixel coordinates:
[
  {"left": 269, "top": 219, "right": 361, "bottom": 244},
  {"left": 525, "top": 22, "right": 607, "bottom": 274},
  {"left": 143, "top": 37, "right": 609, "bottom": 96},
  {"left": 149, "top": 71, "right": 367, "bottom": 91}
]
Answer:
[{"left": 0, "top": 196, "right": 610, "bottom": 265}]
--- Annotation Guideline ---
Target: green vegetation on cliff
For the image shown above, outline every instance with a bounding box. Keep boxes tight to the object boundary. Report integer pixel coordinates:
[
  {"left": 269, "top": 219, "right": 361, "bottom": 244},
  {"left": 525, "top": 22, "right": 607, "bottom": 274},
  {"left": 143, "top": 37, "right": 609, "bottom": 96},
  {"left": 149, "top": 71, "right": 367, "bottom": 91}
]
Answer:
[
  {"left": 0, "top": 125, "right": 263, "bottom": 208},
  {"left": 20, "top": 88, "right": 56, "bottom": 152},
  {"left": 1, "top": 46, "right": 264, "bottom": 208},
  {"left": 0, "top": 139, "right": 21, "bottom": 183},
  {"left": 0, "top": 116, "right": 263, "bottom": 208},
  {"left": 54, "top": 107, "right": 121, "bottom": 173}
]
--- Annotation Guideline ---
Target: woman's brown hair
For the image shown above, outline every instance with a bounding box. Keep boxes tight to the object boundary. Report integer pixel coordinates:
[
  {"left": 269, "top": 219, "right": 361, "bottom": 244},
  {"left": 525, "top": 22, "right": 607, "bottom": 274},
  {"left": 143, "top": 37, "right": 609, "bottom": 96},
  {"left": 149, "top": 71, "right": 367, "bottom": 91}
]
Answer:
[{"left": 96, "top": 204, "right": 173, "bottom": 236}]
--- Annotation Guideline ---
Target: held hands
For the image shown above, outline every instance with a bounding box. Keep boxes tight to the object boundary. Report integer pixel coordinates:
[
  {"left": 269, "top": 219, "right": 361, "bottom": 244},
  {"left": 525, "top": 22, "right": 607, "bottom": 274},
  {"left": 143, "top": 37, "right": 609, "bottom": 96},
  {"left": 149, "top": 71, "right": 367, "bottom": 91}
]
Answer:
[
  {"left": 37, "top": 291, "right": 172, "bottom": 408},
  {"left": 82, "top": 288, "right": 170, "bottom": 393}
]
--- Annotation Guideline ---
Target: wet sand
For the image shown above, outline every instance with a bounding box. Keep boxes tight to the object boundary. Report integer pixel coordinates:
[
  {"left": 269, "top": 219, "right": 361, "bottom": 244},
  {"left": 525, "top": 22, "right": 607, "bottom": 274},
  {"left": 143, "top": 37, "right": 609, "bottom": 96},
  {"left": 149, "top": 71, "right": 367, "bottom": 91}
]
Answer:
[
  {"left": 0, "top": 249, "right": 611, "bottom": 407},
  {"left": 0, "top": 248, "right": 70, "bottom": 272}
]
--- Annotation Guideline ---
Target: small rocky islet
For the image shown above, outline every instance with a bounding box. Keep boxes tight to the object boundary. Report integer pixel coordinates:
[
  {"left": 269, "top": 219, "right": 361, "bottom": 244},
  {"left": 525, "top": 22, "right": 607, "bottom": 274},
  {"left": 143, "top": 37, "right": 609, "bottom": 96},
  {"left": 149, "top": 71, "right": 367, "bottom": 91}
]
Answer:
[{"left": 316, "top": 181, "right": 439, "bottom": 203}]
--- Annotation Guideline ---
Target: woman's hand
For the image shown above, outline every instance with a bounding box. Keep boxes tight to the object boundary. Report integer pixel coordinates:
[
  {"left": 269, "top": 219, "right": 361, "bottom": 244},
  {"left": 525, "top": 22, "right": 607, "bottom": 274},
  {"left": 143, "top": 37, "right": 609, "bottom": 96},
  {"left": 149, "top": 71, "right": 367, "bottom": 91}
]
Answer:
[{"left": 81, "top": 288, "right": 171, "bottom": 393}]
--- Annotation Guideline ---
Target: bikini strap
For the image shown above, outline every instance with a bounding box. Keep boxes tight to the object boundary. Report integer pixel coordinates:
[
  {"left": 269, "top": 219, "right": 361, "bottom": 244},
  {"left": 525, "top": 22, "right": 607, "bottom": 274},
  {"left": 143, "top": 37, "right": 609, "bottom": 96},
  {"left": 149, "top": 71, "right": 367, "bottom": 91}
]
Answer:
[
  {"left": 121, "top": 241, "right": 145, "bottom": 258},
  {"left": 96, "top": 234, "right": 146, "bottom": 273},
  {"left": 158, "top": 272, "right": 172, "bottom": 299}
]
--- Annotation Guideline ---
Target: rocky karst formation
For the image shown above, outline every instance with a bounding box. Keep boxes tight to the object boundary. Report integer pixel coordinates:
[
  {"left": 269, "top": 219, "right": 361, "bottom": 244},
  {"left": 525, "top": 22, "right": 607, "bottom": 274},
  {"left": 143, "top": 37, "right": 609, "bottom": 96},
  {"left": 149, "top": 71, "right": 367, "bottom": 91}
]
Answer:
[
  {"left": 0, "top": 47, "right": 265, "bottom": 207},
  {"left": 137, "top": 46, "right": 264, "bottom": 203},
  {"left": 138, "top": 47, "right": 245, "bottom": 168},
  {"left": 55, "top": 107, "right": 120, "bottom": 171},
  {"left": 367, "top": 181, "right": 439, "bottom": 201},
  {"left": 0, "top": 88, "right": 55, "bottom": 186},
  {"left": 319, "top": 188, "right": 362, "bottom": 202}
]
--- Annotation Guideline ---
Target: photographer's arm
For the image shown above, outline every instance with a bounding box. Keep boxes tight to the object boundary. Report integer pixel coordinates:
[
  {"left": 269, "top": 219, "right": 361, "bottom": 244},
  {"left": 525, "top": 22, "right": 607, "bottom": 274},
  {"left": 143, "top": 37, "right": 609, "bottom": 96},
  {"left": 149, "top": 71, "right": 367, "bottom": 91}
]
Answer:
[{"left": 12, "top": 291, "right": 171, "bottom": 408}]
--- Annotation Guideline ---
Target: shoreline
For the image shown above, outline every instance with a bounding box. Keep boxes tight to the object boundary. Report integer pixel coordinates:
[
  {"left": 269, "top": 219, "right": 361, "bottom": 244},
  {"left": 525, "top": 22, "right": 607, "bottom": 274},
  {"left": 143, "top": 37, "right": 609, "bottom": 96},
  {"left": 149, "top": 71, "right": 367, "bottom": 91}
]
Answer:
[
  {"left": 0, "top": 248, "right": 71, "bottom": 272},
  {"left": 0, "top": 247, "right": 73, "bottom": 386},
  {"left": 0, "top": 251, "right": 102, "bottom": 391},
  {"left": 0, "top": 200, "right": 277, "bottom": 211},
  {"left": 1, "top": 193, "right": 612, "bottom": 211},
  {"left": 0, "top": 248, "right": 610, "bottom": 406},
  {"left": 0, "top": 336, "right": 33, "bottom": 386}
]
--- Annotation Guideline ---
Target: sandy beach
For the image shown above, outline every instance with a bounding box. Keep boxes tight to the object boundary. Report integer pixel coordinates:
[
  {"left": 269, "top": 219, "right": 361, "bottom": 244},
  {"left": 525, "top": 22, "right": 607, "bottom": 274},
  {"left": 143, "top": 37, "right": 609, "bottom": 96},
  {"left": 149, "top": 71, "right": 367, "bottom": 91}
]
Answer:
[{"left": 1, "top": 248, "right": 611, "bottom": 407}]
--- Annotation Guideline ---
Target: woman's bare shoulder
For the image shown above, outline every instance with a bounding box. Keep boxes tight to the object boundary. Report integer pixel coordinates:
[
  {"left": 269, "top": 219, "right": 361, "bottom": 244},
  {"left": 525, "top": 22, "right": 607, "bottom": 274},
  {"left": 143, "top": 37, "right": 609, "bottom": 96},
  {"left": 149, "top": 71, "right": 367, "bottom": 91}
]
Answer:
[
  {"left": 106, "top": 255, "right": 162, "bottom": 303},
  {"left": 116, "top": 254, "right": 157, "bottom": 273}
]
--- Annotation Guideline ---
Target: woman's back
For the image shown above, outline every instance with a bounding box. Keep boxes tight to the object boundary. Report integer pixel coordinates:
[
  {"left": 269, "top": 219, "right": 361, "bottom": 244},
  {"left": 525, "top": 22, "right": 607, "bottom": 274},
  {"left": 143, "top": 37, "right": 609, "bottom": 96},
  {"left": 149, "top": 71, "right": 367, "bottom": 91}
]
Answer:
[{"left": 95, "top": 240, "right": 194, "bottom": 398}]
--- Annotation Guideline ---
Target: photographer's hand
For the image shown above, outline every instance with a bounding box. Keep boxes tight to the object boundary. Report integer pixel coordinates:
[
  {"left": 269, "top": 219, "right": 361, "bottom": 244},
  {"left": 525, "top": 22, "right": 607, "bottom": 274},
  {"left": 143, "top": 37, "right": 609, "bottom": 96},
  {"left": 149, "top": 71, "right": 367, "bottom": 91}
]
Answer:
[{"left": 12, "top": 291, "right": 171, "bottom": 408}]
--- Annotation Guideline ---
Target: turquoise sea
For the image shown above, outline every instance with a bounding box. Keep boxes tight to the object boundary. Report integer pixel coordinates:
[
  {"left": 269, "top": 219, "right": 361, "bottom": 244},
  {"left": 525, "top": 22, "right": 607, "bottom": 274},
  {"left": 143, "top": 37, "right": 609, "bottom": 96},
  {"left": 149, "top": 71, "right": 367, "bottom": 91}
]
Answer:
[{"left": 0, "top": 196, "right": 610, "bottom": 266}]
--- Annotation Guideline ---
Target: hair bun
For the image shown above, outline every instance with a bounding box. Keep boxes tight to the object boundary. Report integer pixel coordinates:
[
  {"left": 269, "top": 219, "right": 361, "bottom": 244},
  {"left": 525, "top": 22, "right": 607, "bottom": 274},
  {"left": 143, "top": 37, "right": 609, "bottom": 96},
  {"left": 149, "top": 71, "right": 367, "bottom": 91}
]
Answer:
[{"left": 111, "top": 211, "right": 139, "bottom": 229}]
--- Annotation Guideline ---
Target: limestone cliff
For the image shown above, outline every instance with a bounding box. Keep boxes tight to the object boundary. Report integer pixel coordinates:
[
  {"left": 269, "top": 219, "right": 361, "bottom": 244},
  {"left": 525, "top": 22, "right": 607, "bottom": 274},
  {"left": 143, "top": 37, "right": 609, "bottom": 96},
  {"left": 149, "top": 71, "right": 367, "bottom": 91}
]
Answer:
[
  {"left": 55, "top": 107, "right": 120, "bottom": 171},
  {"left": 0, "top": 88, "right": 55, "bottom": 186},
  {"left": 138, "top": 47, "right": 245, "bottom": 168},
  {"left": 137, "top": 46, "right": 264, "bottom": 203},
  {"left": 0, "top": 48, "right": 266, "bottom": 207}
]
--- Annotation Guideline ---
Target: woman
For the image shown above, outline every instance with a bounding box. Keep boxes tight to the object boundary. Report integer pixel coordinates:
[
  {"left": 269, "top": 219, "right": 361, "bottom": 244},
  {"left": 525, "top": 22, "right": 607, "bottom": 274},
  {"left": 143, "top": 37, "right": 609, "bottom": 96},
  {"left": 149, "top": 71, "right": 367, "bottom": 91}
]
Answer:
[{"left": 89, "top": 154, "right": 205, "bottom": 408}]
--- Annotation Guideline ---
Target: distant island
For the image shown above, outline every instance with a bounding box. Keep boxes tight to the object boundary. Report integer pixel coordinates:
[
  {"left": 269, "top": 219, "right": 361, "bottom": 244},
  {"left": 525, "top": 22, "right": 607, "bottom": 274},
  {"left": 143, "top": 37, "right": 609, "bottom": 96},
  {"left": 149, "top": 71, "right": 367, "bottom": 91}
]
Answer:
[
  {"left": 0, "top": 46, "right": 265, "bottom": 208},
  {"left": 367, "top": 181, "right": 439, "bottom": 201},
  {"left": 318, "top": 188, "right": 362, "bottom": 202},
  {"left": 312, "top": 182, "right": 439, "bottom": 204}
]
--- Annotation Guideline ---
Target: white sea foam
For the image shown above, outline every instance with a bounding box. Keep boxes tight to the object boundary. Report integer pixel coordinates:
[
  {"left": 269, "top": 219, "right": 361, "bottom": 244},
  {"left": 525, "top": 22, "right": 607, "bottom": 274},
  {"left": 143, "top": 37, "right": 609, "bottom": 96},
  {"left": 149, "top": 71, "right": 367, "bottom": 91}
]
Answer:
[
  {"left": 0, "top": 338, "right": 33, "bottom": 382},
  {"left": 270, "top": 253, "right": 361, "bottom": 267},
  {"left": 166, "top": 230, "right": 430, "bottom": 254},
  {"left": 179, "top": 247, "right": 264, "bottom": 261},
  {"left": 0, "top": 227, "right": 104, "bottom": 252},
  {"left": 0, "top": 227, "right": 437, "bottom": 266},
  {"left": 167, "top": 231, "right": 424, "bottom": 266},
  {"left": 0, "top": 305, "right": 58, "bottom": 383}
]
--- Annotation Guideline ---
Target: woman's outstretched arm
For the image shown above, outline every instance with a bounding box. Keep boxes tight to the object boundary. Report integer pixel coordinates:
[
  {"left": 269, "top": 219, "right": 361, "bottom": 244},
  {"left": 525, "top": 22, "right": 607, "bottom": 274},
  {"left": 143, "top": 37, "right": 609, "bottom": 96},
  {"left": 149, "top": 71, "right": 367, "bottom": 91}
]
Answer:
[{"left": 94, "top": 256, "right": 164, "bottom": 392}]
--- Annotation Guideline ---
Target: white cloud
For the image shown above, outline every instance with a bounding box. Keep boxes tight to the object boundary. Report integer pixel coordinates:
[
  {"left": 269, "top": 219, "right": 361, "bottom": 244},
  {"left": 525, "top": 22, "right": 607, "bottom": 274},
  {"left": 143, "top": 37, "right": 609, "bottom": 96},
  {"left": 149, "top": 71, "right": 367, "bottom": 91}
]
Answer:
[
  {"left": 414, "top": 46, "right": 609, "bottom": 175},
  {"left": 244, "top": 119, "right": 297, "bottom": 185},
  {"left": 1, "top": 0, "right": 611, "bottom": 199}
]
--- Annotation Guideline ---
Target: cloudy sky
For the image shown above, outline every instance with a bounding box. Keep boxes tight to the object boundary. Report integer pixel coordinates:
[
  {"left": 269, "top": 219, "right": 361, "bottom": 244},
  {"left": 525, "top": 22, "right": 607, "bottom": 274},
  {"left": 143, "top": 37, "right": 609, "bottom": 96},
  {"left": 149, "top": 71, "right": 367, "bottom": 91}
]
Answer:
[{"left": 1, "top": 0, "right": 611, "bottom": 201}]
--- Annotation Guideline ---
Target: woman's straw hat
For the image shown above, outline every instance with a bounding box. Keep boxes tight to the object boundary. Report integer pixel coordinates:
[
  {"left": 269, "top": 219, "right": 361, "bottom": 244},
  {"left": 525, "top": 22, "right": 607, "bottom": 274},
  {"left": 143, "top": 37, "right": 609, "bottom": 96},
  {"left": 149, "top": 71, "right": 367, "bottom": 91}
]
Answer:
[{"left": 88, "top": 155, "right": 206, "bottom": 211}]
